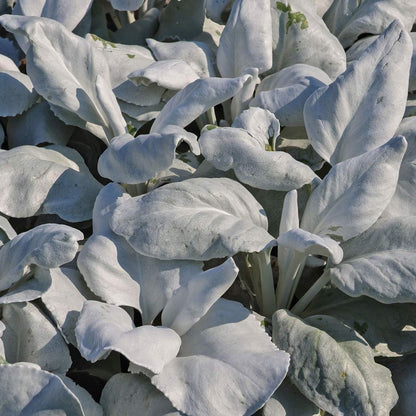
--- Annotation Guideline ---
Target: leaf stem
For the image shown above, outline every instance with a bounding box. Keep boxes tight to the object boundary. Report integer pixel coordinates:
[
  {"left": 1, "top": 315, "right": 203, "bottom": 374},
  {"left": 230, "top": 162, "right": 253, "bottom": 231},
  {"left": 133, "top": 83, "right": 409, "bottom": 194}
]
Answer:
[{"left": 291, "top": 270, "right": 331, "bottom": 315}]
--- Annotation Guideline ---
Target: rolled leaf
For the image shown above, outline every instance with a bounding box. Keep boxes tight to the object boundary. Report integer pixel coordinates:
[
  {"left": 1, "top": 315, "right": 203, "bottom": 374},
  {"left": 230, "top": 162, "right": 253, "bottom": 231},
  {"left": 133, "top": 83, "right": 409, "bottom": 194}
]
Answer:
[
  {"left": 273, "top": 310, "right": 398, "bottom": 416},
  {"left": 110, "top": 177, "right": 275, "bottom": 260},
  {"left": 304, "top": 21, "right": 412, "bottom": 165}
]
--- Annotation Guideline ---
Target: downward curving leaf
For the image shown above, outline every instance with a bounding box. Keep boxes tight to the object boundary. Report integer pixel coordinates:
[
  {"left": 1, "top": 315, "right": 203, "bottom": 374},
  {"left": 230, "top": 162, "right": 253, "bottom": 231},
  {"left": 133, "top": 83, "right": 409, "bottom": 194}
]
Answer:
[
  {"left": 76, "top": 301, "right": 181, "bottom": 374},
  {"left": 153, "top": 299, "right": 290, "bottom": 416},
  {"left": 304, "top": 21, "right": 412, "bottom": 165},
  {"left": 300, "top": 136, "right": 407, "bottom": 242},
  {"left": 110, "top": 177, "right": 275, "bottom": 260},
  {"left": 0, "top": 223, "right": 83, "bottom": 292},
  {"left": 200, "top": 125, "right": 317, "bottom": 191},
  {"left": 217, "top": 0, "right": 272, "bottom": 77},
  {"left": 0, "top": 145, "right": 102, "bottom": 222},
  {"left": 150, "top": 75, "right": 250, "bottom": 133},
  {"left": 326, "top": 216, "right": 416, "bottom": 304},
  {"left": 97, "top": 127, "right": 199, "bottom": 184},
  {"left": 0, "top": 15, "right": 126, "bottom": 142},
  {"left": 273, "top": 310, "right": 398, "bottom": 416}
]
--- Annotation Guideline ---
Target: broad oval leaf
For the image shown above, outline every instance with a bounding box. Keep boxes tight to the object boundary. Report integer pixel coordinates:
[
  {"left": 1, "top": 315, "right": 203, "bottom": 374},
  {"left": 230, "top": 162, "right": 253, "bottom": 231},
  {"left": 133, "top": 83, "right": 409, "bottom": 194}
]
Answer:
[
  {"left": 0, "top": 223, "right": 83, "bottom": 292},
  {"left": 150, "top": 75, "right": 250, "bottom": 133},
  {"left": 101, "top": 373, "right": 180, "bottom": 416},
  {"left": 77, "top": 183, "right": 205, "bottom": 324},
  {"left": 0, "top": 15, "right": 126, "bottom": 142},
  {"left": 199, "top": 126, "right": 317, "bottom": 191},
  {"left": 217, "top": 0, "right": 272, "bottom": 77},
  {"left": 76, "top": 300, "right": 181, "bottom": 374},
  {"left": 109, "top": 177, "right": 275, "bottom": 260},
  {"left": 153, "top": 299, "right": 290, "bottom": 416},
  {"left": 273, "top": 310, "right": 398, "bottom": 416},
  {"left": 2, "top": 301, "right": 71, "bottom": 373},
  {"left": 300, "top": 136, "right": 407, "bottom": 242},
  {"left": 0, "top": 363, "right": 102, "bottom": 416},
  {"left": 250, "top": 64, "right": 331, "bottom": 126},
  {"left": 304, "top": 21, "right": 412, "bottom": 165},
  {"left": 108, "top": 0, "right": 144, "bottom": 11},
  {"left": 0, "top": 145, "right": 102, "bottom": 222},
  {"left": 326, "top": 216, "right": 416, "bottom": 303}
]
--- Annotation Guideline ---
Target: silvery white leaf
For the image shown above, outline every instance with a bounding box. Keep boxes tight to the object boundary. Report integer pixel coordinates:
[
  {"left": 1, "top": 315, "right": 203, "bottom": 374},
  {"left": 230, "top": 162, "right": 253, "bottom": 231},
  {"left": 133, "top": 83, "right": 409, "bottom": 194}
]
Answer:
[
  {"left": 326, "top": 216, "right": 416, "bottom": 303},
  {"left": 86, "top": 34, "right": 155, "bottom": 91},
  {"left": 388, "top": 355, "right": 416, "bottom": 416},
  {"left": 304, "top": 21, "right": 412, "bottom": 165},
  {"left": 0, "top": 15, "right": 126, "bottom": 142},
  {"left": 118, "top": 100, "right": 163, "bottom": 122},
  {"left": 7, "top": 101, "right": 74, "bottom": 147},
  {"left": 153, "top": 299, "right": 290, "bottom": 416},
  {"left": 150, "top": 74, "right": 250, "bottom": 133},
  {"left": 0, "top": 70, "right": 37, "bottom": 117},
  {"left": 383, "top": 116, "right": 416, "bottom": 217},
  {"left": 277, "top": 228, "right": 343, "bottom": 264},
  {"left": 199, "top": 126, "right": 317, "bottom": 191},
  {"left": 129, "top": 59, "right": 200, "bottom": 90},
  {"left": 0, "top": 223, "right": 83, "bottom": 292},
  {"left": 217, "top": 0, "right": 272, "bottom": 77},
  {"left": 13, "top": 0, "right": 93, "bottom": 33},
  {"left": 162, "top": 258, "right": 238, "bottom": 335},
  {"left": 323, "top": 0, "right": 416, "bottom": 48},
  {"left": 97, "top": 127, "right": 199, "bottom": 184},
  {"left": 0, "top": 53, "right": 19, "bottom": 71},
  {"left": 146, "top": 38, "right": 217, "bottom": 78},
  {"left": 273, "top": 310, "right": 398, "bottom": 416},
  {"left": 78, "top": 183, "right": 204, "bottom": 324},
  {"left": 230, "top": 67, "right": 259, "bottom": 119},
  {"left": 110, "top": 177, "right": 274, "bottom": 260},
  {"left": 76, "top": 300, "right": 181, "bottom": 374},
  {"left": 0, "top": 363, "right": 101, "bottom": 415},
  {"left": 304, "top": 287, "right": 416, "bottom": 357},
  {"left": 271, "top": 0, "right": 346, "bottom": 79},
  {"left": 0, "top": 145, "right": 102, "bottom": 222},
  {"left": 232, "top": 107, "right": 280, "bottom": 145},
  {"left": 0, "top": 215, "right": 16, "bottom": 247},
  {"left": 101, "top": 373, "right": 181, "bottom": 416},
  {"left": 262, "top": 379, "right": 320, "bottom": 416},
  {"left": 0, "top": 266, "right": 52, "bottom": 304},
  {"left": 0, "top": 321, "right": 5, "bottom": 360},
  {"left": 107, "top": 0, "right": 144, "bottom": 11},
  {"left": 300, "top": 136, "right": 407, "bottom": 242},
  {"left": 41, "top": 267, "right": 97, "bottom": 346},
  {"left": 2, "top": 301, "right": 71, "bottom": 373},
  {"left": 155, "top": 0, "right": 205, "bottom": 41},
  {"left": 250, "top": 64, "right": 331, "bottom": 126}
]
